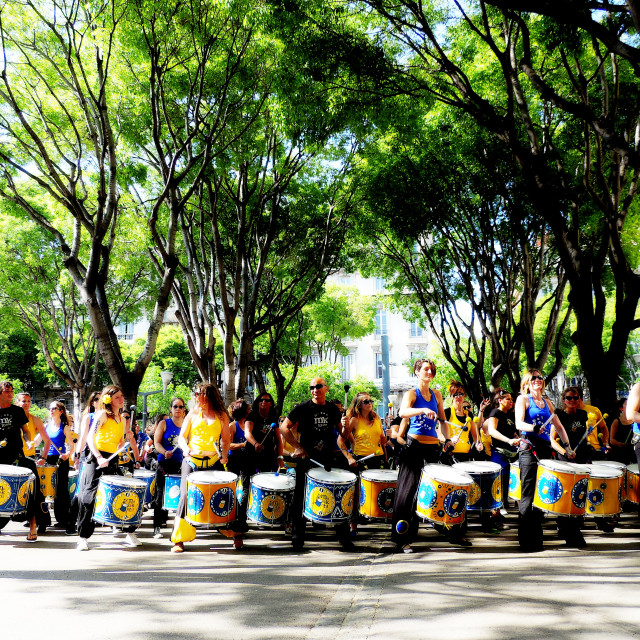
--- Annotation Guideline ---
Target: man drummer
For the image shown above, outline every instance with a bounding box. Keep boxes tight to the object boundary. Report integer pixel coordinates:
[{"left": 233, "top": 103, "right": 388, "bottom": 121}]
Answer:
[
  {"left": 280, "top": 378, "right": 355, "bottom": 552},
  {"left": 0, "top": 381, "right": 48, "bottom": 541}
]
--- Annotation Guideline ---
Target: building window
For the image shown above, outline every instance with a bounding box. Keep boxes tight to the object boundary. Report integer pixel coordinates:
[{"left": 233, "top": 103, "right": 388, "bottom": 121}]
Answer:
[
  {"left": 410, "top": 321, "right": 423, "bottom": 338},
  {"left": 375, "top": 308, "right": 387, "bottom": 336},
  {"left": 307, "top": 354, "right": 320, "bottom": 366},
  {"left": 117, "top": 322, "right": 135, "bottom": 341},
  {"left": 341, "top": 354, "right": 354, "bottom": 382},
  {"left": 375, "top": 277, "right": 385, "bottom": 292},
  {"left": 375, "top": 353, "right": 383, "bottom": 379}
]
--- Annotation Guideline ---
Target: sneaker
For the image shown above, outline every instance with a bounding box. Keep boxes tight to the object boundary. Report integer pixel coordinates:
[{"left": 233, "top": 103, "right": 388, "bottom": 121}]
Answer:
[
  {"left": 401, "top": 544, "right": 414, "bottom": 554},
  {"left": 449, "top": 535, "right": 472, "bottom": 547},
  {"left": 76, "top": 537, "right": 89, "bottom": 551},
  {"left": 153, "top": 527, "right": 163, "bottom": 539},
  {"left": 124, "top": 532, "right": 142, "bottom": 547}
]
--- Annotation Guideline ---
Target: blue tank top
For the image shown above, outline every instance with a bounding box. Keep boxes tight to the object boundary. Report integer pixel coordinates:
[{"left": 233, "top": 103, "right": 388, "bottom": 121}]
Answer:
[
  {"left": 408, "top": 387, "right": 438, "bottom": 438},
  {"left": 46, "top": 421, "right": 66, "bottom": 457},
  {"left": 522, "top": 394, "right": 552, "bottom": 442},
  {"left": 229, "top": 420, "right": 246, "bottom": 457},
  {"left": 158, "top": 418, "right": 183, "bottom": 463}
]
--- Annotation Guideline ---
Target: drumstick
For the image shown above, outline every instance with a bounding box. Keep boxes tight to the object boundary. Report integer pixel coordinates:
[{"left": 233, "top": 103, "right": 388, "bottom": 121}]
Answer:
[
  {"left": 258, "top": 423, "right": 277, "bottom": 446},
  {"left": 105, "top": 443, "right": 130, "bottom": 463},
  {"left": 574, "top": 413, "right": 609, "bottom": 451},
  {"left": 356, "top": 452, "right": 377, "bottom": 464},
  {"left": 211, "top": 441, "right": 227, "bottom": 471}
]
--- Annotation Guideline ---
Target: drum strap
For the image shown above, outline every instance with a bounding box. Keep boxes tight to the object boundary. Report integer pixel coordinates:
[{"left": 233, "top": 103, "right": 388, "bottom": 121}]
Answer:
[{"left": 188, "top": 455, "right": 218, "bottom": 469}]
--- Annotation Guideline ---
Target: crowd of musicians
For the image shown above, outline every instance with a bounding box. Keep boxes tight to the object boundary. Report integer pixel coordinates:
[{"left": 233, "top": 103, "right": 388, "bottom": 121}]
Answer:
[{"left": 1, "top": 359, "right": 640, "bottom": 554}]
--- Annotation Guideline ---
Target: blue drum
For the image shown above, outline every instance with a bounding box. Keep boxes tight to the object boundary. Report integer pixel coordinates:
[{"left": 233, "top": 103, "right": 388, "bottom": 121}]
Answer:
[
  {"left": 68, "top": 469, "right": 79, "bottom": 499},
  {"left": 133, "top": 469, "right": 156, "bottom": 504},
  {"left": 247, "top": 472, "right": 295, "bottom": 526},
  {"left": 453, "top": 461, "right": 503, "bottom": 512},
  {"left": 163, "top": 474, "right": 181, "bottom": 511},
  {"left": 303, "top": 468, "right": 356, "bottom": 525},
  {"left": 93, "top": 475, "right": 146, "bottom": 528},
  {"left": 0, "top": 464, "right": 34, "bottom": 517}
]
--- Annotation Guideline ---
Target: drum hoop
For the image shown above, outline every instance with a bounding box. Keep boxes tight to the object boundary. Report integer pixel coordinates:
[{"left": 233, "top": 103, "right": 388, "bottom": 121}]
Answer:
[
  {"left": 422, "top": 464, "right": 473, "bottom": 486},
  {"left": 250, "top": 472, "right": 295, "bottom": 490},
  {"left": 307, "top": 468, "right": 356, "bottom": 483},
  {"left": 361, "top": 469, "right": 398, "bottom": 482}
]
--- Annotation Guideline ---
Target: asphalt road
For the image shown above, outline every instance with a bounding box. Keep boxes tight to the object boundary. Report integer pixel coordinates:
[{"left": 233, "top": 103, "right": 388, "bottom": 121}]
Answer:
[{"left": 1, "top": 509, "right": 639, "bottom": 640}]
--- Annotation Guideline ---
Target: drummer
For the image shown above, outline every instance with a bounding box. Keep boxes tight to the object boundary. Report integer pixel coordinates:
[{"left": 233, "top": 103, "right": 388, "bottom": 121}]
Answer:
[
  {"left": 151, "top": 398, "right": 185, "bottom": 539},
  {"left": 391, "top": 359, "right": 461, "bottom": 553},
  {"left": 227, "top": 399, "right": 250, "bottom": 544},
  {"left": 244, "top": 393, "right": 281, "bottom": 474},
  {"left": 0, "top": 381, "right": 48, "bottom": 541},
  {"left": 441, "top": 381, "right": 483, "bottom": 463},
  {"left": 515, "top": 370, "right": 574, "bottom": 551},
  {"left": 338, "top": 392, "right": 387, "bottom": 536},
  {"left": 170, "top": 383, "right": 230, "bottom": 553},
  {"left": 610, "top": 398, "right": 635, "bottom": 464},
  {"left": 280, "top": 377, "right": 354, "bottom": 552},
  {"left": 625, "top": 382, "right": 640, "bottom": 520},
  {"left": 577, "top": 388, "right": 609, "bottom": 460},
  {"left": 75, "top": 386, "right": 140, "bottom": 551}
]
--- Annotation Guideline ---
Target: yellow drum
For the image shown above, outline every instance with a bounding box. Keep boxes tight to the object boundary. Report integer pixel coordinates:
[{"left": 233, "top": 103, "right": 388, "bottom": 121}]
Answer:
[
  {"left": 626, "top": 463, "right": 639, "bottom": 504},
  {"left": 416, "top": 464, "right": 472, "bottom": 526},
  {"left": 596, "top": 460, "right": 627, "bottom": 501},
  {"left": 186, "top": 470, "right": 237, "bottom": 526},
  {"left": 533, "top": 460, "right": 589, "bottom": 516},
  {"left": 359, "top": 469, "right": 397, "bottom": 520},
  {"left": 508, "top": 461, "right": 521, "bottom": 501},
  {"left": 39, "top": 464, "right": 57, "bottom": 501},
  {"left": 585, "top": 463, "right": 623, "bottom": 517}
]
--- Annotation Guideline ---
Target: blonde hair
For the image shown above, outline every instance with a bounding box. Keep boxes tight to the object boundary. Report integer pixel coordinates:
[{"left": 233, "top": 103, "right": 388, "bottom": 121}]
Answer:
[{"left": 520, "top": 370, "right": 545, "bottom": 394}]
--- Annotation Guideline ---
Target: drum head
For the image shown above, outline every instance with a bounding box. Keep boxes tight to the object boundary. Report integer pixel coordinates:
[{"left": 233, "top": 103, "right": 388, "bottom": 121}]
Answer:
[
  {"left": 0, "top": 464, "right": 32, "bottom": 478},
  {"left": 189, "top": 470, "right": 237, "bottom": 484},
  {"left": 100, "top": 475, "right": 147, "bottom": 490},
  {"left": 627, "top": 463, "right": 639, "bottom": 474},
  {"left": 423, "top": 464, "right": 473, "bottom": 486},
  {"left": 453, "top": 461, "right": 501, "bottom": 475},
  {"left": 588, "top": 463, "right": 623, "bottom": 479},
  {"left": 539, "top": 460, "right": 579, "bottom": 473},
  {"left": 361, "top": 469, "right": 398, "bottom": 482},
  {"left": 134, "top": 469, "right": 154, "bottom": 479},
  {"left": 251, "top": 472, "right": 295, "bottom": 490},
  {"left": 307, "top": 468, "right": 356, "bottom": 483},
  {"left": 596, "top": 460, "right": 626, "bottom": 471}
]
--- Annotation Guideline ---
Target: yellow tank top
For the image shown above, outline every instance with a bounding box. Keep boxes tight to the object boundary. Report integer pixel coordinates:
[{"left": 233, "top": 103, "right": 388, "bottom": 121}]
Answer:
[
  {"left": 22, "top": 415, "right": 36, "bottom": 456},
  {"left": 448, "top": 409, "right": 472, "bottom": 454},
  {"left": 188, "top": 411, "right": 223, "bottom": 454},
  {"left": 353, "top": 416, "right": 384, "bottom": 457},
  {"left": 94, "top": 415, "right": 124, "bottom": 454}
]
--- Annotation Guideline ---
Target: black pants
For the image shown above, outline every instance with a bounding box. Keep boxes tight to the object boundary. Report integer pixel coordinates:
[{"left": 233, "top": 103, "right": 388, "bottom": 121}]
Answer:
[
  {"left": 517, "top": 448, "right": 544, "bottom": 550},
  {"left": 291, "top": 458, "right": 350, "bottom": 547},
  {"left": 46, "top": 455, "right": 72, "bottom": 527},
  {"left": 228, "top": 454, "right": 249, "bottom": 534},
  {"left": 77, "top": 452, "right": 135, "bottom": 539},
  {"left": 152, "top": 457, "right": 182, "bottom": 528},
  {"left": 391, "top": 438, "right": 440, "bottom": 546}
]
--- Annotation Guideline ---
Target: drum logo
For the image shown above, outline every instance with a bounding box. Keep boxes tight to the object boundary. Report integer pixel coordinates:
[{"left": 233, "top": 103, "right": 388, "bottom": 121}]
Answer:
[
  {"left": 443, "top": 488, "right": 467, "bottom": 517},
  {"left": 341, "top": 485, "right": 355, "bottom": 516},
  {"left": 587, "top": 488, "right": 604, "bottom": 509},
  {"left": 492, "top": 476, "right": 502, "bottom": 502},
  {"left": 571, "top": 478, "right": 588, "bottom": 508},
  {"left": 537, "top": 474, "right": 563, "bottom": 504},
  {"left": 376, "top": 487, "right": 395, "bottom": 514},
  {"left": 95, "top": 486, "right": 106, "bottom": 513},
  {"left": 210, "top": 487, "right": 234, "bottom": 517},
  {"left": 309, "top": 486, "right": 335, "bottom": 517},
  {"left": 260, "top": 494, "right": 285, "bottom": 521},
  {"left": 18, "top": 480, "right": 31, "bottom": 506},
  {"left": 359, "top": 485, "right": 367, "bottom": 508},
  {"left": 150, "top": 479, "right": 156, "bottom": 498},
  {"left": 187, "top": 486, "right": 205, "bottom": 515},
  {"left": 467, "top": 481, "right": 481, "bottom": 506},
  {"left": 0, "top": 479, "right": 11, "bottom": 506},
  {"left": 509, "top": 471, "right": 518, "bottom": 492},
  {"left": 418, "top": 482, "right": 437, "bottom": 511},
  {"left": 113, "top": 491, "right": 140, "bottom": 520}
]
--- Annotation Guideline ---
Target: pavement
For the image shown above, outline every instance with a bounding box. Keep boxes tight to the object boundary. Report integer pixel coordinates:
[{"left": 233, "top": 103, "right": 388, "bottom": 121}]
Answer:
[{"left": 1, "top": 507, "right": 640, "bottom": 640}]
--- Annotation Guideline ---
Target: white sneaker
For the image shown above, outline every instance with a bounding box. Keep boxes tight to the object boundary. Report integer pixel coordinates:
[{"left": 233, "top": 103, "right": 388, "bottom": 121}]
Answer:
[
  {"left": 124, "top": 532, "right": 142, "bottom": 547},
  {"left": 76, "top": 537, "right": 89, "bottom": 551},
  {"left": 153, "top": 527, "right": 162, "bottom": 539}
]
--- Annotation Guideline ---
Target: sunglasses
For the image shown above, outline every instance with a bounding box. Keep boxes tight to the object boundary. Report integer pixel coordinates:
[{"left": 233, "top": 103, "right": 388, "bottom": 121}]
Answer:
[
  {"left": 172, "top": 405, "right": 185, "bottom": 409},
  {"left": 309, "top": 384, "right": 325, "bottom": 390},
  {"left": 452, "top": 392, "right": 465, "bottom": 398},
  {"left": 259, "top": 398, "right": 272, "bottom": 404},
  {"left": 49, "top": 407, "right": 60, "bottom": 411},
  {"left": 463, "top": 405, "right": 471, "bottom": 411},
  {"left": 564, "top": 396, "right": 579, "bottom": 401},
  {"left": 362, "top": 399, "right": 374, "bottom": 405},
  {"left": 531, "top": 375, "right": 544, "bottom": 381}
]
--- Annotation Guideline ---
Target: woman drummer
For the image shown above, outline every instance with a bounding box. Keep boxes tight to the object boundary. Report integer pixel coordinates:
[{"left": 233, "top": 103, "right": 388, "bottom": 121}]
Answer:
[
  {"left": 442, "top": 381, "right": 483, "bottom": 463},
  {"left": 392, "top": 359, "right": 459, "bottom": 553},
  {"left": 44, "top": 401, "right": 77, "bottom": 530},
  {"left": 243, "top": 392, "right": 282, "bottom": 475},
  {"left": 515, "top": 370, "right": 574, "bottom": 551},
  {"left": 338, "top": 392, "right": 387, "bottom": 535},
  {"left": 76, "top": 386, "right": 140, "bottom": 551},
  {"left": 170, "top": 382, "right": 230, "bottom": 553},
  {"left": 610, "top": 398, "right": 635, "bottom": 464}
]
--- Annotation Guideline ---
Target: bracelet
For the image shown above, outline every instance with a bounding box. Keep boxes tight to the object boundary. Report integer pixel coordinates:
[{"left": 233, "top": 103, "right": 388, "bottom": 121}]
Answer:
[
  {"left": 277, "top": 455, "right": 283, "bottom": 460},
  {"left": 561, "top": 441, "right": 570, "bottom": 448}
]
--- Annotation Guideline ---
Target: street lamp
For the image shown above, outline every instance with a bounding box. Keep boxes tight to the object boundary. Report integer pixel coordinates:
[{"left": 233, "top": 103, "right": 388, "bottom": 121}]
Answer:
[{"left": 138, "top": 370, "right": 174, "bottom": 431}]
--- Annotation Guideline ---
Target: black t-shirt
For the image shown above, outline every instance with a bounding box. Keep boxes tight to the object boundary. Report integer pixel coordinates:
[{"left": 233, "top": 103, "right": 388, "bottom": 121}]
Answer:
[
  {"left": 246, "top": 410, "right": 279, "bottom": 452},
  {"left": 555, "top": 409, "right": 588, "bottom": 449},
  {"left": 0, "top": 404, "right": 28, "bottom": 464},
  {"left": 287, "top": 400, "right": 342, "bottom": 462},
  {"left": 488, "top": 407, "right": 517, "bottom": 452}
]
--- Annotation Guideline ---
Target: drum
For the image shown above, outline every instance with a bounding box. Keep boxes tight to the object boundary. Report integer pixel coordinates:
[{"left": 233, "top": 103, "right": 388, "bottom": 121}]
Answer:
[
  {"left": 186, "top": 470, "right": 237, "bottom": 526},
  {"left": 533, "top": 460, "right": 589, "bottom": 516},
  {"left": 247, "top": 472, "right": 295, "bottom": 526},
  {"left": 133, "top": 469, "right": 156, "bottom": 504},
  {"left": 359, "top": 469, "right": 398, "bottom": 520},
  {"left": 93, "top": 475, "right": 147, "bottom": 528},
  {"left": 416, "top": 464, "right": 472, "bottom": 526},
  {"left": 163, "top": 474, "right": 181, "bottom": 511},
  {"left": 453, "top": 461, "right": 502, "bottom": 512},
  {"left": 508, "top": 461, "right": 521, "bottom": 501},
  {"left": 585, "top": 463, "right": 623, "bottom": 517},
  {"left": 303, "top": 468, "right": 356, "bottom": 524},
  {"left": 0, "top": 465, "right": 34, "bottom": 517},
  {"left": 626, "top": 463, "right": 639, "bottom": 504},
  {"left": 67, "top": 470, "right": 79, "bottom": 500},
  {"left": 596, "top": 460, "right": 627, "bottom": 501},
  {"left": 39, "top": 464, "right": 57, "bottom": 501}
]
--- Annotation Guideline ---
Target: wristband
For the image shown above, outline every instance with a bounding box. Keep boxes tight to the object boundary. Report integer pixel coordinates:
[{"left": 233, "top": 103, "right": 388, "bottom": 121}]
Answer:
[
  {"left": 561, "top": 441, "right": 570, "bottom": 448},
  {"left": 533, "top": 424, "right": 541, "bottom": 435}
]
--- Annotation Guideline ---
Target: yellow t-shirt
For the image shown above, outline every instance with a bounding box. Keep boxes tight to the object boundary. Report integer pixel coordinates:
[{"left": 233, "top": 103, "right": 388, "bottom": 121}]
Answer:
[
  {"left": 446, "top": 408, "right": 472, "bottom": 454},
  {"left": 188, "top": 411, "right": 223, "bottom": 455},
  {"left": 94, "top": 416, "right": 124, "bottom": 454},
  {"left": 585, "top": 404, "right": 604, "bottom": 449},
  {"left": 353, "top": 416, "right": 384, "bottom": 457},
  {"left": 22, "top": 414, "right": 37, "bottom": 456}
]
